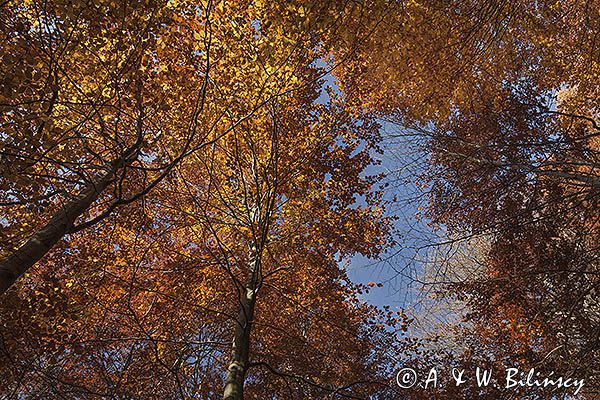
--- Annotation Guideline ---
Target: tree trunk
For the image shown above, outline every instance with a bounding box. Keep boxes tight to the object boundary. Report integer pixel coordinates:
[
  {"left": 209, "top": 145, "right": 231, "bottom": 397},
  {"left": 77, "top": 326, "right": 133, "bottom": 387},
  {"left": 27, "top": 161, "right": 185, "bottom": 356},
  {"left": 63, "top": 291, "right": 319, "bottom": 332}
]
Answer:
[
  {"left": 0, "top": 169, "right": 115, "bottom": 295},
  {"left": 223, "top": 230, "right": 261, "bottom": 400},
  {"left": 223, "top": 285, "right": 257, "bottom": 400}
]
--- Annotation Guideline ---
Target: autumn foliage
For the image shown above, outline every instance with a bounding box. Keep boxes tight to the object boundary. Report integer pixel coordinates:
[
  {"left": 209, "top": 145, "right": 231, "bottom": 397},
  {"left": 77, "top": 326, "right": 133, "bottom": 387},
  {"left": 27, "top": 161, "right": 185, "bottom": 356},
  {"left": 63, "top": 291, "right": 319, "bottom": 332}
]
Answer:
[{"left": 1, "top": 0, "right": 600, "bottom": 399}]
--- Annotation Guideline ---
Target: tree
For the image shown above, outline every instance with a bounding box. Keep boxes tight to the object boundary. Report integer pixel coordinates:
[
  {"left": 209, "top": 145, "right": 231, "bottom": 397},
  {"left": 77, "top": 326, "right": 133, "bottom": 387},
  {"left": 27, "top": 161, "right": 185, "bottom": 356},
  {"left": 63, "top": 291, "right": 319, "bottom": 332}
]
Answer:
[
  {"left": 0, "top": 0, "right": 385, "bottom": 295},
  {"left": 0, "top": 0, "right": 219, "bottom": 294},
  {"left": 0, "top": 49, "right": 404, "bottom": 400},
  {"left": 6, "top": 0, "right": 599, "bottom": 398},
  {"left": 358, "top": 1, "right": 600, "bottom": 396},
  {"left": 322, "top": 0, "right": 600, "bottom": 397},
  {"left": 1, "top": 0, "right": 409, "bottom": 398}
]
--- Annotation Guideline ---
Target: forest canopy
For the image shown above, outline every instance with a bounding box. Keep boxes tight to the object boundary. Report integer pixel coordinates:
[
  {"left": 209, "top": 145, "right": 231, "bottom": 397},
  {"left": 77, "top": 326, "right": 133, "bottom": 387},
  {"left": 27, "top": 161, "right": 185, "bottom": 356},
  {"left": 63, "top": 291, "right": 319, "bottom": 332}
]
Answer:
[{"left": 1, "top": 0, "right": 599, "bottom": 399}]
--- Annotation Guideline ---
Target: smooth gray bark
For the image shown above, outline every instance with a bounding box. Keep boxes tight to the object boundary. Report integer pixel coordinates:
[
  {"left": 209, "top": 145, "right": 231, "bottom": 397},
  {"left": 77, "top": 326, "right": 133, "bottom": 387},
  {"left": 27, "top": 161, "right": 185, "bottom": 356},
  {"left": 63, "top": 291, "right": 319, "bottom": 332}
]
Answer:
[
  {"left": 222, "top": 284, "right": 257, "bottom": 400},
  {"left": 223, "top": 206, "right": 262, "bottom": 400}
]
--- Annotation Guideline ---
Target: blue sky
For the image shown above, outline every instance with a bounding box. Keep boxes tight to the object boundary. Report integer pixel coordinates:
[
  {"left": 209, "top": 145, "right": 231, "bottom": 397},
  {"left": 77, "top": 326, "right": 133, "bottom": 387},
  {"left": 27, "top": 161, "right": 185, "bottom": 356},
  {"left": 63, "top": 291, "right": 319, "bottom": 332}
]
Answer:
[{"left": 314, "top": 60, "right": 449, "bottom": 329}]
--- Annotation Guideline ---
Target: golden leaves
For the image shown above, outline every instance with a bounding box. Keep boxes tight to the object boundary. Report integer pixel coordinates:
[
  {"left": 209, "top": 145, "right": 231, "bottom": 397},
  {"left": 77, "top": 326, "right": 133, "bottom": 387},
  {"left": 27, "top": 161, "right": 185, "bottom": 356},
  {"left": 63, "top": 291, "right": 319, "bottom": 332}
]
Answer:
[{"left": 0, "top": 0, "right": 399, "bottom": 397}]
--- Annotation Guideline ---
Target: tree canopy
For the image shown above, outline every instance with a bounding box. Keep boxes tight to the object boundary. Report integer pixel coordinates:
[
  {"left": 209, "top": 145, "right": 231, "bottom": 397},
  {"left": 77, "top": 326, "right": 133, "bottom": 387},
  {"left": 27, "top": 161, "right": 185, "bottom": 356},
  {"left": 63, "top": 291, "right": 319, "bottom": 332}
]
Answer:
[{"left": 1, "top": 0, "right": 599, "bottom": 399}]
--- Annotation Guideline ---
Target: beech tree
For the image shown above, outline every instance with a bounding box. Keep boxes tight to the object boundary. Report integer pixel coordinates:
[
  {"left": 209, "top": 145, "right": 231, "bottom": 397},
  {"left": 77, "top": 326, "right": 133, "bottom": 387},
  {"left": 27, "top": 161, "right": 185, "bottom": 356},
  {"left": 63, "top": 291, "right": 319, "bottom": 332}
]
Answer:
[
  {"left": 350, "top": 1, "right": 600, "bottom": 396},
  {"left": 0, "top": 0, "right": 222, "bottom": 294},
  {"left": 0, "top": 44, "right": 405, "bottom": 400},
  {"left": 1, "top": 0, "right": 407, "bottom": 398},
  {"left": 323, "top": 0, "right": 600, "bottom": 397},
  {"left": 0, "top": 0, "right": 386, "bottom": 295}
]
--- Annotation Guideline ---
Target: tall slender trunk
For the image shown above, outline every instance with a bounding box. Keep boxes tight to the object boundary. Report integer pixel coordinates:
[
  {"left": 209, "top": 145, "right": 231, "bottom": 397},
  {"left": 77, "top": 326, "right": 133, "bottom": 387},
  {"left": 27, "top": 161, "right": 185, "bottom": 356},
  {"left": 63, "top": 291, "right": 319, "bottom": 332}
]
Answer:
[
  {"left": 222, "top": 281, "right": 257, "bottom": 400},
  {"left": 0, "top": 168, "right": 116, "bottom": 295},
  {"left": 223, "top": 232, "right": 261, "bottom": 400}
]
